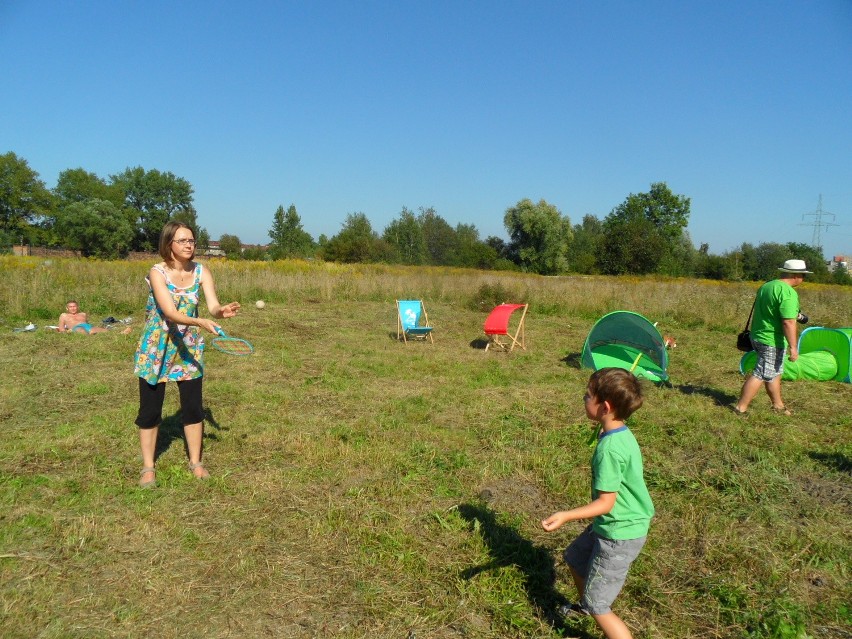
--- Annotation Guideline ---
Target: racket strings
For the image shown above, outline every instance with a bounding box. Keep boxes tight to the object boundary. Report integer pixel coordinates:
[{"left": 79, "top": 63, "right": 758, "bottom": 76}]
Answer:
[{"left": 211, "top": 337, "right": 253, "bottom": 355}]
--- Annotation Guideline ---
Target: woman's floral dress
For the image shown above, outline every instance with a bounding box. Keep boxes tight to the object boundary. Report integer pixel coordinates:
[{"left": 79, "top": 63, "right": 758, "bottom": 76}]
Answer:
[{"left": 134, "top": 263, "right": 205, "bottom": 384}]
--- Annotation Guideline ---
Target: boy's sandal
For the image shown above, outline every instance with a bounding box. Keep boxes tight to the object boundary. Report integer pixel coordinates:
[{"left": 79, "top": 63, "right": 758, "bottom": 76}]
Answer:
[
  {"left": 731, "top": 406, "right": 747, "bottom": 416},
  {"left": 139, "top": 467, "right": 156, "bottom": 489},
  {"left": 770, "top": 406, "right": 793, "bottom": 416},
  {"left": 188, "top": 461, "right": 210, "bottom": 480},
  {"left": 558, "top": 602, "right": 590, "bottom": 617}
]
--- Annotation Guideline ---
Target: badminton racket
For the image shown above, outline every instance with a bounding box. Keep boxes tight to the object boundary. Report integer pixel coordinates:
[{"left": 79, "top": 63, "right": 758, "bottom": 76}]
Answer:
[{"left": 210, "top": 327, "right": 254, "bottom": 356}]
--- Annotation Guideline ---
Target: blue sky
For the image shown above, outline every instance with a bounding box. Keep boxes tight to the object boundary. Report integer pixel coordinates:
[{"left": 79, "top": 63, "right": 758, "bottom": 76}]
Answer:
[{"left": 2, "top": 1, "right": 850, "bottom": 260}]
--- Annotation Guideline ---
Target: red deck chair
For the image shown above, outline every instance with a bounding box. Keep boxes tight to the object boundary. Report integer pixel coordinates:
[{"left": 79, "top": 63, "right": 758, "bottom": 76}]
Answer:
[{"left": 483, "top": 303, "right": 528, "bottom": 351}]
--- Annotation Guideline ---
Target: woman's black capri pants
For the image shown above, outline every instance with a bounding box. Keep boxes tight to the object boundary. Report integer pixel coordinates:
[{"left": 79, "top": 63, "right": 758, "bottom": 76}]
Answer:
[{"left": 135, "top": 377, "right": 204, "bottom": 428}]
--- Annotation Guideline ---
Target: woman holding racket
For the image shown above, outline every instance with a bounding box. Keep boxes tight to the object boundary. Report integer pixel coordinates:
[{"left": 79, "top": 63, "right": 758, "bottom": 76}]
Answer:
[{"left": 133, "top": 221, "right": 240, "bottom": 488}]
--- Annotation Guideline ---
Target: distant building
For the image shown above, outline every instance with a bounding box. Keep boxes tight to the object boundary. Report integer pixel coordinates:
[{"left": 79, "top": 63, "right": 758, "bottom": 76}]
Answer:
[
  {"left": 200, "top": 241, "right": 269, "bottom": 257},
  {"left": 202, "top": 241, "right": 226, "bottom": 257},
  {"left": 827, "top": 255, "right": 849, "bottom": 272},
  {"left": 241, "top": 243, "right": 270, "bottom": 252}
]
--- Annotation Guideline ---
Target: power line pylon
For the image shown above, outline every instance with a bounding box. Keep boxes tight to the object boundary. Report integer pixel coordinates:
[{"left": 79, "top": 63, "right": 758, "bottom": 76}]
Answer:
[{"left": 800, "top": 195, "right": 837, "bottom": 251}]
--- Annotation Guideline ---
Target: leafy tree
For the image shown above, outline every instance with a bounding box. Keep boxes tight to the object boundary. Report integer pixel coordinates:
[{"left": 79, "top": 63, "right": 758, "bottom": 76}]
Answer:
[
  {"left": 268, "top": 204, "right": 315, "bottom": 259},
  {"left": 566, "top": 214, "right": 604, "bottom": 274},
  {"left": 242, "top": 245, "right": 268, "bottom": 261},
  {"left": 640, "top": 182, "right": 690, "bottom": 241},
  {"left": 696, "top": 253, "right": 729, "bottom": 280},
  {"left": 448, "top": 223, "right": 498, "bottom": 269},
  {"left": 54, "top": 168, "right": 124, "bottom": 208},
  {"left": 196, "top": 227, "right": 210, "bottom": 253},
  {"left": 419, "top": 207, "right": 456, "bottom": 265},
  {"left": 481, "top": 236, "right": 517, "bottom": 271},
  {"left": 736, "top": 241, "right": 829, "bottom": 282},
  {"left": 110, "top": 167, "right": 196, "bottom": 251},
  {"left": 50, "top": 168, "right": 131, "bottom": 249},
  {"left": 830, "top": 262, "right": 851, "bottom": 286},
  {"left": 599, "top": 183, "right": 691, "bottom": 275},
  {"left": 694, "top": 243, "right": 728, "bottom": 280},
  {"left": 749, "top": 242, "right": 790, "bottom": 281},
  {"left": 658, "top": 231, "right": 697, "bottom": 277},
  {"left": 504, "top": 198, "right": 572, "bottom": 275},
  {"left": 322, "top": 213, "right": 392, "bottom": 263},
  {"left": 599, "top": 215, "right": 668, "bottom": 275},
  {"left": 0, "top": 152, "right": 54, "bottom": 243},
  {"left": 219, "top": 234, "right": 242, "bottom": 259},
  {"left": 53, "top": 198, "right": 134, "bottom": 258},
  {"left": 383, "top": 207, "right": 426, "bottom": 265},
  {"left": 737, "top": 243, "right": 759, "bottom": 281},
  {"left": 485, "top": 236, "right": 508, "bottom": 259}
]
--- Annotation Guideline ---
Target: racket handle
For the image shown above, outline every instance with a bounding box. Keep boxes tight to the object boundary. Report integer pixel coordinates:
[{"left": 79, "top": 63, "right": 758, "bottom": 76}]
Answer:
[{"left": 215, "top": 327, "right": 225, "bottom": 337}]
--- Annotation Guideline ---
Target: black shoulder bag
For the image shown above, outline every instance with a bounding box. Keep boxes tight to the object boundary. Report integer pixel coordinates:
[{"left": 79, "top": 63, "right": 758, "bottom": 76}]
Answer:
[{"left": 737, "top": 300, "right": 756, "bottom": 352}]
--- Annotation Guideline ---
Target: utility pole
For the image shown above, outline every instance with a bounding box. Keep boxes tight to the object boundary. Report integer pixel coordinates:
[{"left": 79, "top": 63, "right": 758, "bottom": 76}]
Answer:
[{"left": 800, "top": 195, "right": 838, "bottom": 251}]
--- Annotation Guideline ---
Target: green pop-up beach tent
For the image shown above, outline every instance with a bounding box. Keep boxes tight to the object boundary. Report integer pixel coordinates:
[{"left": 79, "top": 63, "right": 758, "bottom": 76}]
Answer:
[
  {"left": 581, "top": 311, "right": 669, "bottom": 383},
  {"left": 740, "top": 326, "right": 852, "bottom": 382}
]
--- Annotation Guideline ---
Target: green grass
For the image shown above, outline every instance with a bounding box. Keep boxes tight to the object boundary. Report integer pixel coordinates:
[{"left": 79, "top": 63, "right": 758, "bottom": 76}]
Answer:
[{"left": 0, "top": 257, "right": 850, "bottom": 638}]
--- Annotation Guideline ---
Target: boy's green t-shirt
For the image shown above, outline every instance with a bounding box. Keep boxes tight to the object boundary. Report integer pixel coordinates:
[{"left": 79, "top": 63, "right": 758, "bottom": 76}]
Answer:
[
  {"left": 591, "top": 427, "right": 654, "bottom": 540},
  {"left": 751, "top": 279, "right": 800, "bottom": 348}
]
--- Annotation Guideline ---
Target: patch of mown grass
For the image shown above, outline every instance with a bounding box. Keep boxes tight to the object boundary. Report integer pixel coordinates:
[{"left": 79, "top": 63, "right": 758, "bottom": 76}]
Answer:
[{"left": 0, "top": 260, "right": 850, "bottom": 638}]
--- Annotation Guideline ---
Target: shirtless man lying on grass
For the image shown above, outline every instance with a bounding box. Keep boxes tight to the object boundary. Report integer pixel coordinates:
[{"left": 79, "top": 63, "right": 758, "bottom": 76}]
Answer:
[{"left": 58, "top": 300, "right": 108, "bottom": 334}]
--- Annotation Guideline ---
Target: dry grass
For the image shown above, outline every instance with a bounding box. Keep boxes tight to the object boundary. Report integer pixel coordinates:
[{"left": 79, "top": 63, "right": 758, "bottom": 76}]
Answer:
[{"left": 0, "top": 257, "right": 850, "bottom": 639}]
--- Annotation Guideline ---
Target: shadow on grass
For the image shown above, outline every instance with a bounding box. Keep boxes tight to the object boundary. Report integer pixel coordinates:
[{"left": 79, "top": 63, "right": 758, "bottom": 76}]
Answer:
[
  {"left": 674, "top": 383, "right": 736, "bottom": 406},
  {"left": 561, "top": 352, "right": 583, "bottom": 369},
  {"left": 470, "top": 337, "right": 489, "bottom": 350},
  {"left": 153, "top": 406, "right": 225, "bottom": 462},
  {"left": 457, "top": 502, "right": 595, "bottom": 638},
  {"left": 807, "top": 451, "right": 852, "bottom": 474},
  {"left": 389, "top": 331, "right": 433, "bottom": 344}
]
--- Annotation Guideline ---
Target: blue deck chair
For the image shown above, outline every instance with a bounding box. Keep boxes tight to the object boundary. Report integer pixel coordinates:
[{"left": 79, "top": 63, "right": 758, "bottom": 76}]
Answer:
[{"left": 396, "top": 300, "right": 434, "bottom": 343}]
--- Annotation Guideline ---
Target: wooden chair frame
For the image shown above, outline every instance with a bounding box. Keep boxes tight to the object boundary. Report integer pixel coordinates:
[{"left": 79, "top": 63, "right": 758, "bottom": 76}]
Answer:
[
  {"left": 396, "top": 300, "right": 434, "bottom": 344},
  {"left": 484, "top": 303, "right": 528, "bottom": 352}
]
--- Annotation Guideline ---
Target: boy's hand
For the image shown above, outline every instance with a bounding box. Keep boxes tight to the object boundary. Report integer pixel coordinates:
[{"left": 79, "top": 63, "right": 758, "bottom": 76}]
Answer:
[{"left": 541, "top": 512, "right": 571, "bottom": 532}]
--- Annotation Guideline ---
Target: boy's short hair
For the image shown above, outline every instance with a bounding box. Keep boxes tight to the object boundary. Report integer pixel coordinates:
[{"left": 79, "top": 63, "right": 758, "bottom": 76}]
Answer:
[{"left": 587, "top": 368, "right": 643, "bottom": 420}]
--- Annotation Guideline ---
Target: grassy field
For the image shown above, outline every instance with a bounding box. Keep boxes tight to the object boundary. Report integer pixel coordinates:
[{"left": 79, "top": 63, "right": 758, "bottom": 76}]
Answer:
[{"left": 1, "top": 256, "right": 850, "bottom": 639}]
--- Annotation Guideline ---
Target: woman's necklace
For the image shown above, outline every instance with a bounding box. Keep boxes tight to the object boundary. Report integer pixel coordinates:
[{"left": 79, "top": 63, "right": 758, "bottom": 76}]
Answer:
[{"left": 166, "top": 262, "right": 193, "bottom": 288}]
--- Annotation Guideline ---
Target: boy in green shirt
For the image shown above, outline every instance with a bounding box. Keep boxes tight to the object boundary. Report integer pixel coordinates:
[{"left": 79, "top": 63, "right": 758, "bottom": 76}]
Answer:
[{"left": 542, "top": 368, "right": 654, "bottom": 639}]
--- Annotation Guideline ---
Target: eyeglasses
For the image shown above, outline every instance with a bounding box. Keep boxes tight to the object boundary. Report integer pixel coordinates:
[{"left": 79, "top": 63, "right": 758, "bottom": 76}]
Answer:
[{"left": 172, "top": 239, "right": 196, "bottom": 246}]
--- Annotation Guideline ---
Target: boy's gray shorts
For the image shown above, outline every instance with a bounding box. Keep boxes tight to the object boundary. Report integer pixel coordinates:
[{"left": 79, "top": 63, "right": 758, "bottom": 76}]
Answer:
[{"left": 563, "top": 525, "right": 646, "bottom": 615}]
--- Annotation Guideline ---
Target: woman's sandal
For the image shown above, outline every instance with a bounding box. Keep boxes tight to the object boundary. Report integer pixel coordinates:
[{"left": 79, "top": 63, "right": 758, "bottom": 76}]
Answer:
[
  {"left": 188, "top": 461, "right": 210, "bottom": 480},
  {"left": 770, "top": 406, "right": 793, "bottom": 416},
  {"left": 139, "top": 467, "right": 156, "bottom": 489}
]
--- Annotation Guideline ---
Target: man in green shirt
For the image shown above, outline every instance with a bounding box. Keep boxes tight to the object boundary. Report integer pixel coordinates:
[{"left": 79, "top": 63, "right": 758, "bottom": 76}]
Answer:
[{"left": 734, "top": 259, "right": 811, "bottom": 415}]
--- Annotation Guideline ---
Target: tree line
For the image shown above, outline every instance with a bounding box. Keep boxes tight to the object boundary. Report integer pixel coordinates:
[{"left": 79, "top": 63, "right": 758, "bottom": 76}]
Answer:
[{"left": 1, "top": 151, "right": 848, "bottom": 284}]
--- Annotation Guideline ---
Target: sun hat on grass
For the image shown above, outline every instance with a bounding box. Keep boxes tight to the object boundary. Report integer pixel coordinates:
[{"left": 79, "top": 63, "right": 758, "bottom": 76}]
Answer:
[{"left": 779, "top": 259, "right": 812, "bottom": 274}]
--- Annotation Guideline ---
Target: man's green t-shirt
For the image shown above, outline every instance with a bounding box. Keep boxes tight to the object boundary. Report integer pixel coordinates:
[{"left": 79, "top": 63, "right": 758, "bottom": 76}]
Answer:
[
  {"left": 591, "top": 427, "right": 654, "bottom": 540},
  {"left": 751, "top": 279, "right": 800, "bottom": 348}
]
